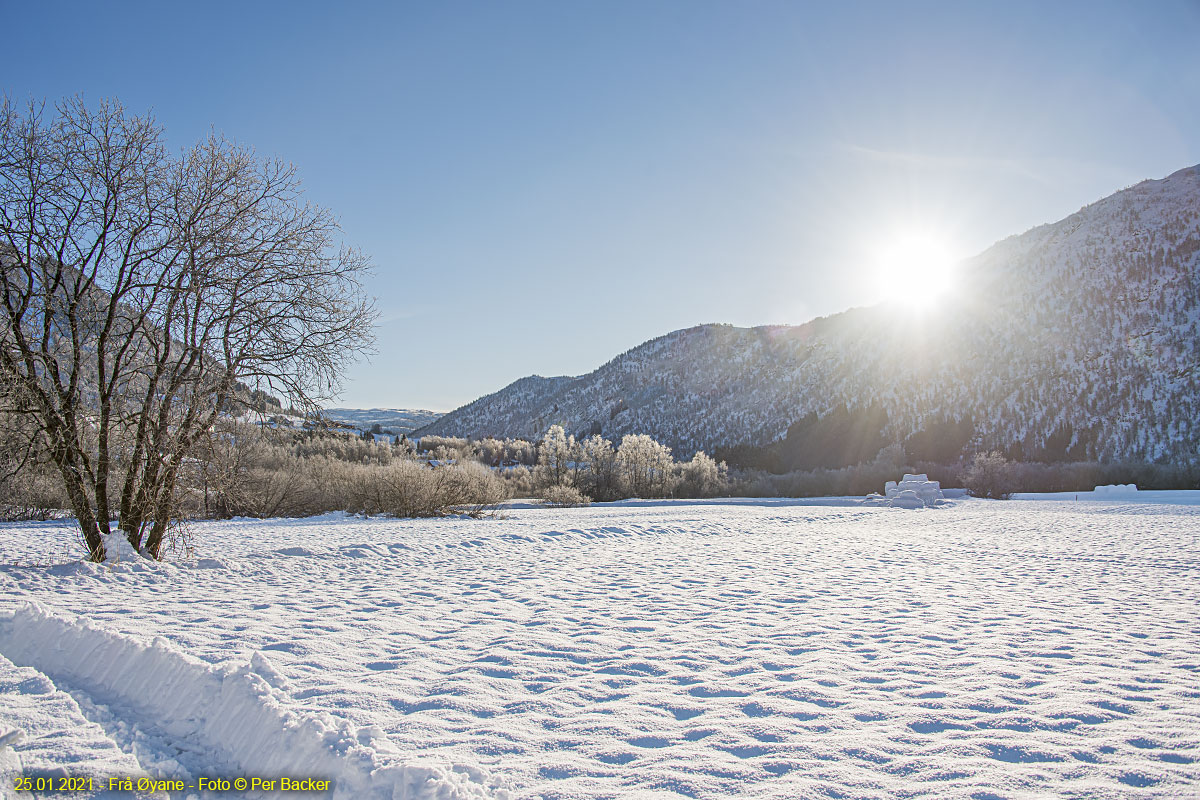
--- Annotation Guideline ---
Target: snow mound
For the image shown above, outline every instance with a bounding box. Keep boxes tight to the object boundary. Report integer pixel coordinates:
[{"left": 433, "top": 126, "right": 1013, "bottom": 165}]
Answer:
[
  {"left": 865, "top": 473, "right": 946, "bottom": 508},
  {"left": 273, "top": 546, "right": 318, "bottom": 557},
  {"left": 99, "top": 531, "right": 148, "bottom": 564},
  {"left": 0, "top": 603, "right": 504, "bottom": 800},
  {"left": 1094, "top": 483, "right": 1138, "bottom": 495}
]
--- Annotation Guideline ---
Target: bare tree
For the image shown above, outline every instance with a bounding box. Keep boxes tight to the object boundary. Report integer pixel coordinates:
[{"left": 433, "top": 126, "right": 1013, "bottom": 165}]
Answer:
[
  {"left": 577, "top": 434, "right": 621, "bottom": 501},
  {"left": 0, "top": 97, "right": 376, "bottom": 560}
]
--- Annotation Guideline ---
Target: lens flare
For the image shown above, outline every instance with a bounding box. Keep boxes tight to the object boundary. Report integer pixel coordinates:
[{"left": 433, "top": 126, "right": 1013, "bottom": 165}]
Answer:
[{"left": 874, "top": 233, "right": 959, "bottom": 310}]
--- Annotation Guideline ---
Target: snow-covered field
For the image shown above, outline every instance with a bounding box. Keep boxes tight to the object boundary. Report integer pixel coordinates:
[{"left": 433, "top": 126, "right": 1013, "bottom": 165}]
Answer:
[{"left": 2, "top": 498, "right": 1199, "bottom": 799}]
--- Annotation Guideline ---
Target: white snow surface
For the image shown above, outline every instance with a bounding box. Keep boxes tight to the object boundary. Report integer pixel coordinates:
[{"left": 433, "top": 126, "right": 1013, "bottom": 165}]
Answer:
[
  {"left": 0, "top": 604, "right": 500, "bottom": 799},
  {"left": 1, "top": 499, "right": 1199, "bottom": 798}
]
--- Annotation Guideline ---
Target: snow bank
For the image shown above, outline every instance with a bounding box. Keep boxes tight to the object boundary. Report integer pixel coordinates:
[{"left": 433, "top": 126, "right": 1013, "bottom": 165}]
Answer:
[
  {"left": 1011, "top": 488, "right": 1200, "bottom": 503},
  {"left": 0, "top": 650, "right": 153, "bottom": 797},
  {"left": 0, "top": 603, "right": 503, "bottom": 800},
  {"left": 0, "top": 725, "right": 29, "bottom": 800},
  {"left": 1094, "top": 483, "right": 1138, "bottom": 495}
]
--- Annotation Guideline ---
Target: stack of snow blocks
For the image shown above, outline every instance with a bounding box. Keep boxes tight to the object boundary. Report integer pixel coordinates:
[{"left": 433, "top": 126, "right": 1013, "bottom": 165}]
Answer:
[{"left": 883, "top": 474, "right": 944, "bottom": 508}]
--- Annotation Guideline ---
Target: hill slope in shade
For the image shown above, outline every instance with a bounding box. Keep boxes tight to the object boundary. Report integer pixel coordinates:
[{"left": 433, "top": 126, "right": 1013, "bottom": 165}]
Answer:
[{"left": 417, "top": 165, "right": 1200, "bottom": 464}]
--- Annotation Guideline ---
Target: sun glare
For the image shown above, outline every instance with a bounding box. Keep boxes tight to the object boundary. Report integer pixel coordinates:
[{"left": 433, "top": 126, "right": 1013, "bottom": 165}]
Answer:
[{"left": 874, "top": 233, "right": 960, "bottom": 310}]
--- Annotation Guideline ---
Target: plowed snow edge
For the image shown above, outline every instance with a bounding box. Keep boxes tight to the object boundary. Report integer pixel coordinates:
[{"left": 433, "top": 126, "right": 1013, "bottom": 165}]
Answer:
[{"left": 0, "top": 603, "right": 504, "bottom": 800}]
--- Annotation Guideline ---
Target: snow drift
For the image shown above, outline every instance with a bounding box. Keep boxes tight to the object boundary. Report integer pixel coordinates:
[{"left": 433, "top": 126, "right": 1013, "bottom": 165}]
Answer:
[{"left": 0, "top": 603, "right": 503, "bottom": 800}]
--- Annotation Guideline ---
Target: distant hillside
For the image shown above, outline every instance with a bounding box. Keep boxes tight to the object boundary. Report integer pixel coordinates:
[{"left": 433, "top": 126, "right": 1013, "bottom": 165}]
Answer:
[
  {"left": 416, "top": 165, "right": 1200, "bottom": 466},
  {"left": 323, "top": 408, "right": 445, "bottom": 434}
]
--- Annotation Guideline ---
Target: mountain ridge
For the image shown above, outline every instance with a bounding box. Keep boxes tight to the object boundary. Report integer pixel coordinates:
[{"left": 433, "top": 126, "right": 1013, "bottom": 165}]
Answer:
[
  {"left": 417, "top": 165, "right": 1200, "bottom": 465},
  {"left": 322, "top": 408, "right": 445, "bottom": 434}
]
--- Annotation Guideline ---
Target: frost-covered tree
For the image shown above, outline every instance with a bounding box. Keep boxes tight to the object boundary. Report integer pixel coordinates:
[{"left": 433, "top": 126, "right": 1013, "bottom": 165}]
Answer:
[
  {"left": 963, "top": 451, "right": 1017, "bottom": 499},
  {"left": 534, "top": 425, "right": 575, "bottom": 489},
  {"left": 476, "top": 437, "right": 506, "bottom": 466},
  {"left": 577, "top": 434, "right": 621, "bottom": 501},
  {"left": 617, "top": 434, "right": 676, "bottom": 498},
  {"left": 507, "top": 438, "right": 537, "bottom": 465},
  {"left": 676, "top": 451, "right": 728, "bottom": 498}
]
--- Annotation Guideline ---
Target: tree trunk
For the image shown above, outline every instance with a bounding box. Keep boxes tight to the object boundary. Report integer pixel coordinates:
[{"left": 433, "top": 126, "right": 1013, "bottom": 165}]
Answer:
[
  {"left": 143, "top": 467, "right": 180, "bottom": 559},
  {"left": 49, "top": 449, "right": 105, "bottom": 561}
]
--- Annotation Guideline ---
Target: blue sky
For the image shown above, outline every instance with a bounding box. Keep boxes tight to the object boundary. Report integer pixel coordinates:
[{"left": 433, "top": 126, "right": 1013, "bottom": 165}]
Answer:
[{"left": 4, "top": 1, "right": 1199, "bottom": 410}]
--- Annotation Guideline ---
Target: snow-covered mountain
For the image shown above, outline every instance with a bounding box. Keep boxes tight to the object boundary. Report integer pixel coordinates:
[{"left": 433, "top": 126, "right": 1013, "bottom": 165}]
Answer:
[
  {"left": 322, "top": 408, "right": 444, "bottom": 434},
  {"left": 418, "top": 165, "right": 1200, "bottom": 465},
  {"left": 413, "top": 376, "right": 575, "bottom": 439}
]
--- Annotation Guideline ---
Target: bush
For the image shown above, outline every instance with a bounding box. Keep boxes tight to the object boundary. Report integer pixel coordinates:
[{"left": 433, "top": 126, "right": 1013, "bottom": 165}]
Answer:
[
  {"left": 352, "top": 459, "right": 507, "bottom": 518},
  {"left": 732, "top": 458, "right": 915, "bottom": 498},
  {"left": 188, "top": 425, "right": 509, "bottom": 519},
  {"left": 0, "top": 464, "right": 68, "bottom": 521},
  {"left": 540, "top": 485, "right": 591, "bottom": 507},
  {"left": 0, "top": 410, "right": 70, "bottom": 521},
  {"left": 963, "top": 451, "right": 1018, "bottom": 499}
]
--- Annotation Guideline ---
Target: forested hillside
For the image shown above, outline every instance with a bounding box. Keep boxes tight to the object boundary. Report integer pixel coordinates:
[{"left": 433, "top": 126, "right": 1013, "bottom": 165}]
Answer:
[{"left": 418, "top": 166, "right": 1200, "bottom": 467}]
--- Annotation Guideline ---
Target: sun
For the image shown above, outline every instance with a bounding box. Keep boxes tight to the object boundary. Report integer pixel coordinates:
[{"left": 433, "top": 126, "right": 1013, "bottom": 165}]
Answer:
[{"left": 874, "top": 232, "right": 960, "bottom": 310}]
